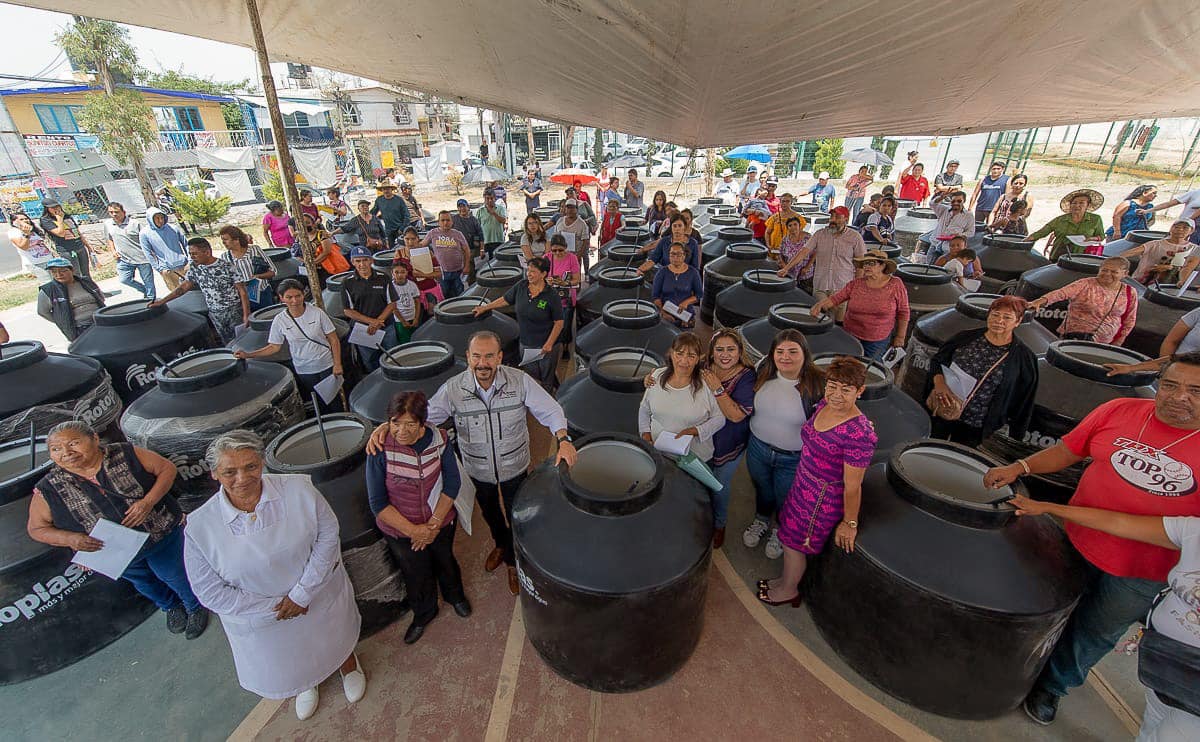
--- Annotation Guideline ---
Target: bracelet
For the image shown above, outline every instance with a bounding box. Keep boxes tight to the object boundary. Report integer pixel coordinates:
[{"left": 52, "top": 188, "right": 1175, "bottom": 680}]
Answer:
[
  {"left": 429, "top": 515, "right": 442, "bottom": 524},
  {"left": 1017, "top": 458, "right": 1031, "bottom": 475}
]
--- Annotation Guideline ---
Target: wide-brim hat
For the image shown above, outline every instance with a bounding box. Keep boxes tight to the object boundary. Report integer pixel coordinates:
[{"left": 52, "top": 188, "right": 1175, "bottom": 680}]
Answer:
[
  {"left": 853, "top": 249, "right": 898, "bottom": 274},
  {"left": 720, "top": 168, "right": 734, "bottom": 177},
  {"left": 1060, "top": 188, "right": 1103, "bottom": 212},
  {"left": 377, "top": 180, "right": 397, "bottom": 190}
]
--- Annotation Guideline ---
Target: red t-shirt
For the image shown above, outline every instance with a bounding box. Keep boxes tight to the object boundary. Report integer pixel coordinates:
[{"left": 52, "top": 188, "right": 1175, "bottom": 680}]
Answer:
[
  {"left": 898, "top": 175, "right": 930, "bottom": 203},
  {"left": 1062, "top": 398, "right": 1200, "bottom": 581}
]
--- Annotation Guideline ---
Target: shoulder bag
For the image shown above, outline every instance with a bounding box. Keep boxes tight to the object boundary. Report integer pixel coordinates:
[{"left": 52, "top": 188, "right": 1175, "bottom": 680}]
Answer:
[
  {"left": 1138, "top": 588, "right": 1200, "bottom": 716},
  {"left": 360, "top": 216, "right": 383, "bottom": 250},
  {"left": 926, "top": 351, "right": 1009, "bottom": 421}
]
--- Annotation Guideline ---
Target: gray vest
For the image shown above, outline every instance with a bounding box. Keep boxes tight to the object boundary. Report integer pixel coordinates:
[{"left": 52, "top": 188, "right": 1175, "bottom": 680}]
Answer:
[{"left": 443, "top": 366, "right": 531, "bottom": 483}]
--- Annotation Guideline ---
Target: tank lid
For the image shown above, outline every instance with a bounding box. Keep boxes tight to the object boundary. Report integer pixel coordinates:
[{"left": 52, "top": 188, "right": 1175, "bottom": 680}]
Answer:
[
  {"left": 895, "top": 199, "right": 917, "bottom": 208},
  {"left": 434, "top": 296, "right": 492, "bottom": 324},
  {"left": 710, "top": 216, "right": 742, "bottom": 229},
  {"left": 1123, "top": 229, "right": 1169, "bottom": 244},
  {"left": 886, "top": 440, "right": 1019, "bottom": 529},
  {"left": 325, "top": 270, "right": 356, "bottom": 290},
  {"left": 615, "top": 227, "right": 649, "bottom": 242},
  {"left": 724, "top": 242, "right": 768, "bottom": 261},
  {"left": 897, "top": 264, "right": 953, "bottom": 286},
  {"left": 795, "top": 203, "right": 823, "bottom": 213},
  {"left": 954, "top": 292, "right": 1003, "bottom": 320},
  {"left": 618, "top": 206, "right": 641, "bottom": 217},
  {"left": 742, "top": 269, "right": 795, "bottom": 293},
  {"left": 596, "top": 266, "right": 644, "bottom": 288},
  {"left": 696, "top": 197, "right": 723, "bottom": 206},
  {"left": 812, "top": 353, "right": 893, "bottom": 401},
  {"left": 606, "top": 243, "right": 643, "bottom": 260},
  {"left": 1056, "top": 253, "right": 1105, "bottom": 274},
  {"left": 905, "top": 207, "right": 939, "bottom": 220},
  {"left": 380, "top": 341, "right": 456, "bottom": 381},
  {"left": 982, "top": 234, "right": 1035, "bottom": 250},
  {"left": 712, "top": 205, "right": 737, "bottom": 216},
  {"left": 473, "top": 265, "right": 524, "bottom": 287},
  {"left": 157, "top": 349, "right": 247, "bottom": 393},
  {"left": 624, "top": 216, "right": 647, "bottom": 229},
  {"left": 0, "top": 341, "right": 48, "bottom": 374},
  {"left": 561, "top": 434, "right": 665, "bottom": 516},
  {"left": 601, "top": 299, "right": 660, "bottom": 330},
  {"left": 92, "top": 299, "right": 167, "bottom": 326},
  {"left": 263, "top": 247, "right": 294, "bottom": 260},
  {"left": 769, "top": 303, "right": 832, "bottom": 334},
  {"left": 1045, "top": 340, "right": 1156, "bottom": 386},
  {"left": 372, "top": 248, "right": 400, "bottom": 266},
  {"left": 493, "top": 243, "right": 525, "bottom": 263},
  {"left": 590, "top": 347, "right": 664, "bottom": 393},
  {"left": 716, "top": 226, "right": 752, "bottom": 241},
  {"left": 0, "top": 436, "right": 51, "bottom": 505},
  {"left": 265, "top": 413, "right": 370, "bottom": 473},
  {"left": 248, "top": 303, "right": 289, "bottom": 331},
  {"left": 1143, "top": 284, "right": 1200, "bottom": 311}
]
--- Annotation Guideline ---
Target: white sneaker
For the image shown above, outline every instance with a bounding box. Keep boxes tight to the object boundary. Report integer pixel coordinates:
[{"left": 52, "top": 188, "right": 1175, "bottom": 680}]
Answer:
[
  {"left": 764, "top": 528, "right": 783, "bottom": 559},
  {"left": 342, "top": 656, "right": 367, "bottom": 703},
  {"left": 742, "top": 518, "right": 769, "bottom": 548},
  {"left": 295, "top": 687, "right": 319, "bottom": 720}
]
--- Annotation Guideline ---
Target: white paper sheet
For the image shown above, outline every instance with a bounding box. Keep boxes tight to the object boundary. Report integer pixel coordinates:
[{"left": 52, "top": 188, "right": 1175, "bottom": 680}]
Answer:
[
  {"left": 72, "top": 519, "right": 149, "bottom": 579},
  {"left": 348, "top": 322, "right": 385, "bottom": 348},
  {"left": 941, "top": 362, "right": 977, "bottom": 400},
  {"left": 961, "top": 278, "right": 982, "bottom": 292},
  {"left": 521, "top": 347, "right": 545, "bottom": 366},
  {"left": 663, "top": 300, "right": 693, "bottom": 323},
  {"left": 1066, "top": 235, "right": 1105, "bottom": 248},
  {"left": 653, "top": 431, "right": 693, "bottom": 456},
  {"left": 409, "top": 246, "right": 434, "bottom": 275},
  {"left": 881, "top": 346, "right": 906, "bottom": 369},
  {"left": 313, "top": 373, "right": 344, "bottom": 404},
  {"left": 426, "top": 474, "right": 444, "bottom": 512}
]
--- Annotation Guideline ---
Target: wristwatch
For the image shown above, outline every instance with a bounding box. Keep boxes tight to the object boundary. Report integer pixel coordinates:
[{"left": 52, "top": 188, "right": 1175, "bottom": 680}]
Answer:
[
  {"left": 843, "top": 520, "right": 858, "bottom": 529},
  {"left": 557, "top": 433, "right": 573, "bottom": 444},
  {"left": 712, "top": 386, "right": 726, "bottom": 397}
]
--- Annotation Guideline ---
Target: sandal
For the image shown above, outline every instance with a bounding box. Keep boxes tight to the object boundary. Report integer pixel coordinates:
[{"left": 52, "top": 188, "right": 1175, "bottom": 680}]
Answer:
[{"left": 757, "top": 581, "right": 803, "bottom": 608}]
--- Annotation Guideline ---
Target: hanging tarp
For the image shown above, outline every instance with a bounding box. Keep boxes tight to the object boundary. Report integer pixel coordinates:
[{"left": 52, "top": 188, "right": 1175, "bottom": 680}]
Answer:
[
  {"left": 291, "top": 147, "right": 337, "bottom": 189},
  {"left": 235, "top": 95, "right": 332, "bottom": 116},
  {"left": 195, "top": 147, "right": 256, "bottom": 170},
  {"left": 409, "top": 155, "right": 442, "bottom": 184},
  {"left": 100, "top": 180, "right": 148, "bottom": 213},
  {"left": 212, "top": 169, "right": 256, "bottom": 202}
]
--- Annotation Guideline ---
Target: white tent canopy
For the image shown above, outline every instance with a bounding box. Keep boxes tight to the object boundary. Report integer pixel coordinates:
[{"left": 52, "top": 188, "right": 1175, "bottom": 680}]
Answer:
[
  {"left": 236, "top": 95, "right": 331, "bottom": 116},
  {"left": 19, "top": 1, "right": 1200, "bottom": 147}
]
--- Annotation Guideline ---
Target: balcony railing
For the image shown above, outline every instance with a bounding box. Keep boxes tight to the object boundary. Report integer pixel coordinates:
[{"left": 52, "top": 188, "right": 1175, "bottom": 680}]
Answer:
[
  {"left": 257, "top": 126, "right": 337, "bottom": 148},
  {"left": 147, "top": 129, "right": 261, "bottom": 151}
]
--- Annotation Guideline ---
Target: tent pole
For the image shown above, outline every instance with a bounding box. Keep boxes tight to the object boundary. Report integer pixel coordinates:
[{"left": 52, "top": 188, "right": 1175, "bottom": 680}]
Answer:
[{"left": 244, "top": 0, "right": 323, "bottom": 307}]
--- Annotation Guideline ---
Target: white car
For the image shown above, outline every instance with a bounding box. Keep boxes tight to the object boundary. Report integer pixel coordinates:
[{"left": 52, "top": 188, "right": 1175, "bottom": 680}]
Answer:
[{"left": 652, "top": 150, "right": 706, "bottom": 178}]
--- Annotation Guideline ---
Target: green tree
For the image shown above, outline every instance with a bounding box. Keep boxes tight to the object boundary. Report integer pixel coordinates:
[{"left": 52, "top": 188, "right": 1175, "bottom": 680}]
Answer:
[
  {"left": 141, "top": 69, "right": 252, "bottom": 130},
  {"left": 716, "top": 149, "right": 750, "bottom": 175},
  {"left": 168, "top": 182, "right": 231, "bottom": 237},
  {"left": 261, "top": 169, "right": 284, "bottom": 203},
  {"left": 812, "top": 138, "right": 846, "bottom": 179},
  {"left": 592, "top": 128, "right": 604, "bottom": 166}
]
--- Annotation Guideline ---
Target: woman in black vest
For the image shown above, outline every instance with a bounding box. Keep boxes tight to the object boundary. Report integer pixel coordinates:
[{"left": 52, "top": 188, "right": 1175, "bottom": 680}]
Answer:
[{"left": 26, "top": 420, "right": 209, "bottom": 639}]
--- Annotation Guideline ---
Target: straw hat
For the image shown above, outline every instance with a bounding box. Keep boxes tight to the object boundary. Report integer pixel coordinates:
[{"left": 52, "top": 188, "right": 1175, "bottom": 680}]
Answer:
[
  {"left": 377, "top": 179, "right": 397, "bottom": 190},
  {"left": 1059, "top": 188, "right": 1103, "bottom": 212},
  {"left": 853, "top": 249, "right": 898, "bottom": 274}
]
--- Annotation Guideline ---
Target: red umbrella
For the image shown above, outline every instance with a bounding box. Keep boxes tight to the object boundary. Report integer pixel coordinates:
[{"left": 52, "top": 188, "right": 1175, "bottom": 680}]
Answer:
[{"left": 549, "top": 168, "right": 599, "bottom": 186}]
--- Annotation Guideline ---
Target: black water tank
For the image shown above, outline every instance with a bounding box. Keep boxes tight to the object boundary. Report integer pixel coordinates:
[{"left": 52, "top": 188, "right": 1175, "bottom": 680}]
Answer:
[
  {"left": 534, "top": 206, "right": 559, "bottom": 222},
  {"left": 975, "top": 234, "right": 1049, "bottom": 293},
  {"left": 577, "top": 267, "right": 650, "bottom": 326},
  {"left": 589, "top": 243, "right": 649, "bottom": 282},
  {"left": 557, "top": 348, "right": 664, "bottom": 438},
  {"left": 0, "top": 437, "right": 155, "bottom": 684},
  {"left": 68, "top": 300, "right": 215, "bottom": 405},
  {"left": 701, "top": 226, "right": 752, "bottom": 264},
  {"left": 624, "top": 216, "right": 647, "bottom": 230},
  {"left": 574, "top": 300, "right": 681, "bottom": 367},
  {"left": 172, "top": 284, "right": 212, "bottom": 318},
  {"left": 691, "top": 197, "right": 724, "bottom": 229},
  {"left": 897, "top": 293, "right": 1057, "bottom": 402},
  {"left": 412, "top": 296, "right": 520, "bottom": 362},
  {"left": 512, "top": 433, "right": 711, "bottom": 691},
  {"left": 740, "top": 304, "right": 863, "bottom": 365},
  {"left": 321, "top": 270, "right": 357, "bottom": 320},
  {"left": 492, "top": 242, "right": 526, "bottom": 267},
  {"left": 807, "top": 440, "right": 1085, "bottom": 719},
  {"left": 226, "top": 303, "right": 350, "bottom": 372},
  {"left": 0, "top": 341, "right": 123, "bottom": 443},
  {"left": 805, "top": 212, "right": 830, "bottom": 231},
  {"left": 1124, "top": 284, "right": 1200, "bottom": 359},
  {"left": 371, "top": 247, "right": 402, "bottom": 272},
  {"left": 349, "top": 341, "right": 466, "bottom": 425},
  {"left": 714, "top": 270, "right": 815, "bottom": 329},
  {"left": 796, "top": 203, "right": 823, "bottom": 215},
  {"left": 702, "top": 244, "right": 777, "bottom": 325},
  {"left": 981, "top": 340, "right": 1157, "bottom": 503},
  {"left": 264, "top": 414, "right": 406, "bottom": 637},
  {"left": 894, "top": 207, "right": 938, "bottom": 255},
  {"left": 599, "top": 227, "right": 651, "bottom": 258},
  {"left": 120, "top": 349, "right": 305, "bottom": 512},
  {"left": 264, "top": 248, "right": 301, "bottom": 293},
  {"left": 618, "top": 206, "right": 641, "bottom": 219},
  {"left": 462, "top": 264, "right": 524, "bottom": 317},
  {"left": 896, "top": 264, "right": 966, "bottom": 330},
  {"left": 700, "top": 215, "right": 742, "bottom": 238},
  {"left": 1103, "top": 229, "right": 1168, "bottom": 272},
  {"left": 812, "top": 354, "right": 930, "bottom": 464},
  {"left": 1014, "top": 253, "right": 1116, "bottom": 332}
]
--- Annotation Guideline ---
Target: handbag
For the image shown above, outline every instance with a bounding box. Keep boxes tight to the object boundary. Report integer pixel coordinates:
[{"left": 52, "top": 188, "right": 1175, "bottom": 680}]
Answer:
[
  {"left": 1137, "top": 590, "right": 1200, "bottom": 716},
  {"left": 1063, "top": 283, "right": 1133, "bottom": 341},
  {"left": 926, "top": 352, "right": 1009, "bottom": 421},
  {"left": 360, "top": 216, "right": 383, "bottom": 249}
]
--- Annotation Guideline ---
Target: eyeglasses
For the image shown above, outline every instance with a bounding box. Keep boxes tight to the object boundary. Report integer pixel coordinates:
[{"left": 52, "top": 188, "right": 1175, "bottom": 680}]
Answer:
[
  {"left": 388, "top": 418, "right": 423, "bottom": 430},
  {"left": 860, "top": 260, "right": 881, "bottom": 267}
]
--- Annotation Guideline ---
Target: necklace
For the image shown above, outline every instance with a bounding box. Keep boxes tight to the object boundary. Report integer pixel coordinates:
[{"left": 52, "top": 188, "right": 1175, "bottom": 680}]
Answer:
[{"left": 1134, "top": 410, "right": 1200, "bottom": 453}]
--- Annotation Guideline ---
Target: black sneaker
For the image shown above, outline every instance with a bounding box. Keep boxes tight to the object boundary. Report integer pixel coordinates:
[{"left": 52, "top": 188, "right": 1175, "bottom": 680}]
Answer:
[
  {"left": 185, "top": 608, "right": 210, "bottom": 640},
  {"left": 1022, "top": 687, "right": 1059, "bottom": 726},
  {"left": 166, "top": 605, "right": 187, "bottom": 634}
]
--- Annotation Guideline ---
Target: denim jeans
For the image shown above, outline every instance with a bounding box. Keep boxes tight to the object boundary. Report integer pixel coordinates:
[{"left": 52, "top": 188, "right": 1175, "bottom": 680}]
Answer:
[
  {"left": 745, "top": 434, "right": 800, "bottom": 521},
  {"left": 1036, "top": 558, "right": 1165, "bottom": 697},
  {"left": 710, "top": 454, "right": 744, "bottom": 529},
  {"left": 845, "top": 196, "right": 865, "bottom": 222},
  {"left": 440, "top": 270, "right": 465, "bottom": 299},
  {"left": 120, "top": 525, "right": 201, "bottom": 612},
  {"left": 116, "top": 259, "right": 156, "bottom": 300},
  {"left": 859, "top": 337, "right": 891, "bottom": 360}
]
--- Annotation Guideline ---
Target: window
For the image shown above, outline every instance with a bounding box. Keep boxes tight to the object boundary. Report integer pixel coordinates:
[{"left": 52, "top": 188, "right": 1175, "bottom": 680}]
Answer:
[
  {"left": 283, "top": 111, "right": 310, "bottom": 128},
  {"left": 153, "top": 106, "right": 205, "bottom": 132},
  {"left": 338, "top": 102, "right": 361, "bottom": 126},
  {"left": 392, "top": 101, "right": 412, "bottom": 127},
  {"left": 33, "top": 104, "right": 83, "bottom": 134}
]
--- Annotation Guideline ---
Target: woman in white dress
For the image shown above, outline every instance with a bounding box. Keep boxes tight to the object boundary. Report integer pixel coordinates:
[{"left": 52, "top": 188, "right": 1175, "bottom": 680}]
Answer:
[{"left": 183, "top": 430, "right": 365, "bottom": 721}]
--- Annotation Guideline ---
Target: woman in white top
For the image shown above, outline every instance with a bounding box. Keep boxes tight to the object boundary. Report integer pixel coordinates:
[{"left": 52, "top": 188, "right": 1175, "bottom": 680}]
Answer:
[
  {"left": 184, "top": 430, "right": 365, "bottom": 721},
  {"left": 638, "top": 332, "right": 725, "bottom": 462},
  {"left": 1008, "top": 495, "right": 1199, "bottom": 741},
  {"left": 234, "top": 279, "right": 344, "bottom": 413},
  {"left": 9, "top": 212, "right": 54, "bottom": 282},
  {"left": 742, "top": 329, "right": 826, "bottom": 560}
]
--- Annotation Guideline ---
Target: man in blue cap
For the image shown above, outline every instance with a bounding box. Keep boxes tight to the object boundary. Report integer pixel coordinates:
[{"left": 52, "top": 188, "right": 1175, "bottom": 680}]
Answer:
[
  {"left": 37, "top": 257, "right": 105, "bottom": 340},
  {"left": 341, "top": 246, "right": 397, "bottom": 372}
]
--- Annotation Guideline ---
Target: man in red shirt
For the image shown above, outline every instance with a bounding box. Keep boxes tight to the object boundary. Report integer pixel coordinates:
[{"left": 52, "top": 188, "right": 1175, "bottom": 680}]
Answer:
[
  {"left": 985, "top": 352, "right": 1200, "bottom": 725},
  {"left": 897, "top": 161, "right": 931, "bottom": 205},
  {"left": 763, "top": 177, "right": 781, "bottom": 213}
]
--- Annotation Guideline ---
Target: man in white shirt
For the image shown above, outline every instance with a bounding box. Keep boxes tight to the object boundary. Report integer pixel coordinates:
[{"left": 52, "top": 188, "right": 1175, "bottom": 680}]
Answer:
[
  {"left": 738, "top": 167, "right": 760, "bottom": 210},
  {"left": 922, "top": 189, "right": 976, "bottom": 263},
  {"left": 104, "top": 202, "right": 155, "bottom": 300},
  {"left": 714, "top": 168, "right": 739, "bottom": 205},
  {"left": 549, "top": 200, "right": 593, "bottom": 271}
]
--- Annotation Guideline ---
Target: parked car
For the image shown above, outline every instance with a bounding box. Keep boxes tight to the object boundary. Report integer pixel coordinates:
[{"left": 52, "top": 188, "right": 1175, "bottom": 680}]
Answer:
[{"left": 652, "top": 150, "right": 706, "bottom": 178}]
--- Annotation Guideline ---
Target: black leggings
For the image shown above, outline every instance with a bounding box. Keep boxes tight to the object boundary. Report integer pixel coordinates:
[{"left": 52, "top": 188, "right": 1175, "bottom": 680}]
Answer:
[{"left": 385, "top": 526, "right": 465, "bottom": 625}]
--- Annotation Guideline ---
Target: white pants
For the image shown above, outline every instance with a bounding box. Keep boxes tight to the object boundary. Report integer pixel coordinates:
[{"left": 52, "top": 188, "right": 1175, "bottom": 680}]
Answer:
[{"left": 1137, "top": 688, "right": 1200, "bottom": 742}]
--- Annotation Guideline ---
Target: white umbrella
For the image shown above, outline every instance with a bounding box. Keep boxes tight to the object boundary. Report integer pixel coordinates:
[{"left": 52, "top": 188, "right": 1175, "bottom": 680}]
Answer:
[
  {"left": 462, "top": 164, "right": 511, "bottom": 184},
  {"left": 843, "top": 148, "right": 894, "bottom": 166}
]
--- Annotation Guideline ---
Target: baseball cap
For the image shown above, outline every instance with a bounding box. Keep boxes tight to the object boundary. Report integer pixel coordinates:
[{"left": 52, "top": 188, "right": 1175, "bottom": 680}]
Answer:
[
  {"left": 349, "top": 247, "right": 373, "bottom": 259},
  {"left": 565, "top": 199, "right": 579, "bottom": 207},
  {"left": 947, "top": 159, "right": 960, "bottom": 165},
  {"left": 456, "top": 198, "right": 469, "bottom": 207},
  {"left": 1174, "top": 218, "right": 1195, "bottom": 228},
  {"left": 818, "top": 171, "right": 831, "bottom": 180},
  {"left": 830, "top": 206, "right": 850, "bottom": 218},
  {"left": 42, "top": 198, "right": 60, "bottom": 208},
  {"left": 46, "top": 257, "right": 73, "bottom": 269},
  {"left": 765, "top": 177, "right": 779, "bottom": 185}
]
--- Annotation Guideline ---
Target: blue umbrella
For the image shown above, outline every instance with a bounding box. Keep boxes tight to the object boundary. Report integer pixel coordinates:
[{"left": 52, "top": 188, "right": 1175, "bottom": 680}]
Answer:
[{"left": 723, "top": 144, "right": 772, "bottom": 163}]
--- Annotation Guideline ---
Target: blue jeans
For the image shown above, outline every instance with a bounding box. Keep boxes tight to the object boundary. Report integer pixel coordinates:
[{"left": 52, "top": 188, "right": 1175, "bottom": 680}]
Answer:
[
  {"left": 859, "top": 337, "right": 891, "bottom": 360},
  {"left": 440, "top": 270, "right": 465, "bottom": 299},
  {"left": 710, "top": 454, "right": 744, "bottom": 529},
  {"left": 745, "top": 434, "right": 800, "bottom": 521},
  {"left": 1037, "top": 558, "right": 1165, "bottom": 697},
  {"left": 120, "top": 525, "right": 201, "bottom": 612},
  {"left": 845, "top": 196, "right": 865, "bottom": 222},
  {"left": 116, "top": 260, "right": 156, "bottom": 300},
  {"left": 356, "top": 343, "right": 384, "bottom": 373}
]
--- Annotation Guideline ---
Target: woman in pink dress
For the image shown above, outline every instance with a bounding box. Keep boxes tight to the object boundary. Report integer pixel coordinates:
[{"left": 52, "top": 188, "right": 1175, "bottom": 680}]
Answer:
[
  {"left": 545, "top": 234, "right": 581, "bottom": 341},
  {"left": 758, "top": 356, "right": 877, "bottom": 606}
]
